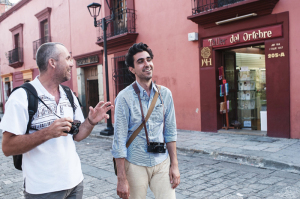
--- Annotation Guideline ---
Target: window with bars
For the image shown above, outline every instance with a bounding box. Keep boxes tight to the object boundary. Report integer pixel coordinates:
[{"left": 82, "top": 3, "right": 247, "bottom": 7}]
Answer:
[{"left": 112, "top": 55, "right": 135, "bottom": 96}]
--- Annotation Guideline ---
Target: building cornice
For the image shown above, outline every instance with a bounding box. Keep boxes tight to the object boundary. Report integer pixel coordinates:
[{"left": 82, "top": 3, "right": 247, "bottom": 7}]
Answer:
[
  {"left": 9, "top": 23, "right": 23, "bottom": 32},
  {"left": 0, "top": 0, "right": 31, "bottom": 23},
  {"left": 35, "top": 7, "right": 51, "bottom": 19}
]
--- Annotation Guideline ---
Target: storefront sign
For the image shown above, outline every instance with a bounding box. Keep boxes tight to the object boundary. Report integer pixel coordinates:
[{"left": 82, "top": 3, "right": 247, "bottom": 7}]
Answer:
[
  {"left": 200, "top": 47, "right": 213, "bottom": 67},
  {"left": 266, "top": 42, "right": 285, "bottom": 59},
  {"left": 76, "top": 55, "right": 99, "bottom": 66},
  {"left": 203, "top": 24, "right": 282, "bottom": 48}
]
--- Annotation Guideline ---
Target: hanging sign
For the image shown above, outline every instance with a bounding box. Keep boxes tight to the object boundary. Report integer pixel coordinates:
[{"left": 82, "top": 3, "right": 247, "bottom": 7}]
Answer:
[
  {"left": 200, "top": 47, "right": 213, "bottom": 67},
  {"left": 203, "top": 24, "right": 282, "bottom": 48}
]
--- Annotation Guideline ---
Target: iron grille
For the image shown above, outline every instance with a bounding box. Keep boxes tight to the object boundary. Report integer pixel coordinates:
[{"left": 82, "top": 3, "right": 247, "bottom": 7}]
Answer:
[
  {"left": 8, "top": 47, "right": 23, "bottom": 64},
  {"left": 191, "top": 0, "right": 245, "bottom": 15},
  {"left": 97, "top": 9, "right": 136, "bottom": 41},
  {"left": 32, "top": 36, "right": 51, "bottom": 59},
  {"left": 112, "top": 55, "right": 135, "bottom": 97}
]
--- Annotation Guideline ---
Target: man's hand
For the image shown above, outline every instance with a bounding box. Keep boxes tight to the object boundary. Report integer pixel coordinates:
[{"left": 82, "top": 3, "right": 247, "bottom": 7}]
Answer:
[
  {"left": 2, "top": 117, "right": 73, "bottom": 156},
  {"left": 169, "top": 163, "right": 180, "bottom": 189},
  {"left": 117, "top": 178, "right": 130, "bottom": 199},
  {"left": 167, "top": 141, "right": 180, "bottom": 189},
  {"left": 88, "top": 101, "right": 114, "bottom": 124},
  {"left": 45, "top": 117, "right": 73, "bottom": 139},
  {"left": 73, "top": 101, "right": 114, "bottom": 141}
]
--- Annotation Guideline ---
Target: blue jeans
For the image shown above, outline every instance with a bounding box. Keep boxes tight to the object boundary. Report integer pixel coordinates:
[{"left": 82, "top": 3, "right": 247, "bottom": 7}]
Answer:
[{"left": 23, "top": 181, "right": 83, "bottom": 199}]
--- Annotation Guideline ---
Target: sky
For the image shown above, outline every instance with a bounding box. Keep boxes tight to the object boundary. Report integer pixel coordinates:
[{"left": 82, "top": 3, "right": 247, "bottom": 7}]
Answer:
[{"left": 9, "top": 0, "right": 21, "bottom": 4}]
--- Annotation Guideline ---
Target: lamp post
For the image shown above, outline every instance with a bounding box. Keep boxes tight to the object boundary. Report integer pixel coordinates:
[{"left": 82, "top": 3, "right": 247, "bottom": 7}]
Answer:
[{"left": 87, "top": 2, "right": 114, "bottom": 136}]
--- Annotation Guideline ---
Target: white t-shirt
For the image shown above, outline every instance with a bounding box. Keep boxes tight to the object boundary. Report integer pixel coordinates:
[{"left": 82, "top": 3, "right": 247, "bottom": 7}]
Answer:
[{"left": 0, "top": 77, "right": 84, "bottom": 194}]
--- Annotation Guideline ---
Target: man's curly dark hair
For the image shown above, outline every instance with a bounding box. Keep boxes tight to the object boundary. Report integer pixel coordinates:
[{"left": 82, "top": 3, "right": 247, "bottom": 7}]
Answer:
[{"left": 125, "top": 42, "right": 154, "bottom": 68}]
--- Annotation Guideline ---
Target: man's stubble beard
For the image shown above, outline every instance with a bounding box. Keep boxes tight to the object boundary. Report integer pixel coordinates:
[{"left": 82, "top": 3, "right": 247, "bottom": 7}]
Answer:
[{"left": 54, "top": 65, "right": 70, "bottom": 84}]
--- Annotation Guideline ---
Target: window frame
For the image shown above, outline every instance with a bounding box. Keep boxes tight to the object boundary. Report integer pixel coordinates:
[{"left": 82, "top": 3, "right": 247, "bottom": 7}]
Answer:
[{"left": 35, "top": 7, "right": 52, "bottom": 41}]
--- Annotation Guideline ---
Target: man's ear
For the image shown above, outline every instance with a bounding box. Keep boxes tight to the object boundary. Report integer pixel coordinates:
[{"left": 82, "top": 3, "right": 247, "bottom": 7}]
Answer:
[
  {"left": 48, "top": 58, "right": 56, "bottom": 69},
  {"left": 128, "top": 66, "right": 135, "bottom": 74}
]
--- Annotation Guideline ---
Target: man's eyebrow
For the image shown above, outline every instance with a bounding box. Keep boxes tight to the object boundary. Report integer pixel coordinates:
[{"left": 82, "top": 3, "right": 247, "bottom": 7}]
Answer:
[{"left": 136, "top": 56, "right": 151, "bottom": 62}]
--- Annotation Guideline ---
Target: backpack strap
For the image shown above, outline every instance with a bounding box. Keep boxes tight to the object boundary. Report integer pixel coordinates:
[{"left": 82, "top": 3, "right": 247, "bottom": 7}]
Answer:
[
  {"left": 12, "top": 83, "right": 38, "bottom": 134},
  {"left": 60, "top": 85, "right": 76, "bottom": 114}
]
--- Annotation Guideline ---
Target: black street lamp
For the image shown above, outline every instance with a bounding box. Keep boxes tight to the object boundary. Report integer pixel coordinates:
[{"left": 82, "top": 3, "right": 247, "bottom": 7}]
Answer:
[{"left": 87, "top": 2, "right": 114, "bottom": 136}]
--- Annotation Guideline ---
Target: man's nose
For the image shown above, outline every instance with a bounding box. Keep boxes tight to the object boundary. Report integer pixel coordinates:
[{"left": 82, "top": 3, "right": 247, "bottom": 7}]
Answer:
[
  {"left": 69, "top": 60, "right": 74, "bottom": 67},
  {"left": 144, "top": 60, "right": 150, "bottom": 66}
]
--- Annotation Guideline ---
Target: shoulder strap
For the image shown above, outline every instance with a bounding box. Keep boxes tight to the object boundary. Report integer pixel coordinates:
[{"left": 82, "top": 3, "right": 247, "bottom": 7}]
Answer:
[
  {"left": 61, "top": 85, "right": 75, "bottom": 113},
  {"left": 12, "top": 83, "right": 38, "bottom": 134},
  {"left": 126, "top": 83, "right": 160, "bottom": 148},
  {"left": 132, "top": 83, "right": 150, "bottom": 145}
]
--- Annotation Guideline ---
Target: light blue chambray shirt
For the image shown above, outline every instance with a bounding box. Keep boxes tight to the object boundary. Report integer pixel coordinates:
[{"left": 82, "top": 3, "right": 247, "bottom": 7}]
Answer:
[{"left": 111, "top": 81, "right": 177, "bottom": 167}]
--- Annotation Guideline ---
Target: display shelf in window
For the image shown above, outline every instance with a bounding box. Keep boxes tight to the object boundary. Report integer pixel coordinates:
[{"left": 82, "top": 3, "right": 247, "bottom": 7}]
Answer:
[
  {"left": 238, "top": 90, "right": 255, "bottom": 100},
  {"left": 238, "top": 99, "right": 256, "bottom": 110},
  {"left": 238, "top": 70, "right": 256, "bottom": 81},
  {"left": 238, "top": 81, "right": 256, "bottom": 91}
]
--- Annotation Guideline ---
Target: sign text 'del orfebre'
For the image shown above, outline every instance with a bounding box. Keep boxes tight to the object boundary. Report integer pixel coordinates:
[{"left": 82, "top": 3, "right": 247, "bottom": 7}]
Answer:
[{"left": 203, "top": 24, "right": 282, "bottom": 48}]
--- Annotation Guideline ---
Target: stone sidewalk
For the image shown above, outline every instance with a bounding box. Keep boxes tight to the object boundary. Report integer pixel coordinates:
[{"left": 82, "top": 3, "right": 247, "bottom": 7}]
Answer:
[{"left": 91, "top": 123, "right": 300, "bottom": 173}]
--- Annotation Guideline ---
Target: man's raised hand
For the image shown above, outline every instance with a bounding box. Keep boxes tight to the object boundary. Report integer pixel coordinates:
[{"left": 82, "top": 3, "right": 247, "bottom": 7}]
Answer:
[{"left": 88, "top": 101, "right": 114, "bottom": 125}]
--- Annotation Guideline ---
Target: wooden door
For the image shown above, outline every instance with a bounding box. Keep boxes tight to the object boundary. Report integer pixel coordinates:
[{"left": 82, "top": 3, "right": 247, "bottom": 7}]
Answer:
[
  {"left": 84, "top": 66, "right": 99, "bottom": 113},
  {"left": 87, "top": 80, "right": 99, "bottom": 109}
]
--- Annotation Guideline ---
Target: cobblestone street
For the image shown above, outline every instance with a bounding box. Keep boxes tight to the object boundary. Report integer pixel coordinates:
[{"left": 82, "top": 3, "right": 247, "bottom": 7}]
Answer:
[{"left": 1, "top": 135, "right": 300, "bottom": 199}]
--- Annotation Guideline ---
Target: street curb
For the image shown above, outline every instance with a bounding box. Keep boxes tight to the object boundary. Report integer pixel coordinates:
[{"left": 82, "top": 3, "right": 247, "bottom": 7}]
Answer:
[
  {"left": 176, "top": 147, "right": 300, "bottom": 174},
  {"left": 88, "top": 134, "right": 300, "bottom": 174}
]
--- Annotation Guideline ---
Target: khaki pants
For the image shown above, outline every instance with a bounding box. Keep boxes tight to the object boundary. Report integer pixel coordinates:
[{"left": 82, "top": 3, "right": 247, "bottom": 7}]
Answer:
[{"left": 125, "top": 156, "right": 176, "bottom": 199}]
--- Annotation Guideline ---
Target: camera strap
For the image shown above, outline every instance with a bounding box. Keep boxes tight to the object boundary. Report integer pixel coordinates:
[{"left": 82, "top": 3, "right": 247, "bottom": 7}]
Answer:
[
  {"left": 127, "top": 82, "right": 163, "bottom": 148},
  {"left": 22, "top": 86, "right": 62, "bottom": 119}
]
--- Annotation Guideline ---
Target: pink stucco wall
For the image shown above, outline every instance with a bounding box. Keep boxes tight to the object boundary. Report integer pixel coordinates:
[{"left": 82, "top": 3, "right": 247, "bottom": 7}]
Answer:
[
  {"left": 102, "top": 0, "right": 200, "bottom": 131},
  {"left": 273, "top": 0, "right": 300, "bottom": 138},
  {"left": 135, "top": 0, "right": 200, "bottom": 131},
  {"left": 0, "top": 0, "right": 103, "bottom": 93}
]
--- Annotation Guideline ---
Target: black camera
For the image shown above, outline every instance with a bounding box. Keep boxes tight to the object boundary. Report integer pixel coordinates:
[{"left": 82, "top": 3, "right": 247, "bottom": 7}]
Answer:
[
  {"left": 147, "top": 142, "right": 166, "bottom": 153},
  {"left": 64, "top": 120, "right": 81, "bottom": 135}
]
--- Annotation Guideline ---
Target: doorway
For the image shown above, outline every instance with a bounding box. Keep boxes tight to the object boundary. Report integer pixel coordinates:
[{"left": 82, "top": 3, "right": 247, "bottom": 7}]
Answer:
[
  {"left": 222, "top": 45, "right": 267, "bottom": 131},
  {"left": 87, "top": 80, "right": 99, "bottom": 108},
  {"left": 84, "top": 66, "right": 99, "bottom": 116}
]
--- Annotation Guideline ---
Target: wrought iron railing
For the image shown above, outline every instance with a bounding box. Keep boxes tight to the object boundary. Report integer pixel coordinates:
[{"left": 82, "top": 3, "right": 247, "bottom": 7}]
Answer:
[
  {"left": 97, "top": 9, "right": 136, "bottom": 41},
  {"left": 8, "top": 47, "right": 23, "bottom": 64},
  {"left": 191, "top": 0, "right": 246, "bottom": 14},
  {"left": 32, "top": 36, "right": 51, "bottom": 59},
  {"left": 112, "top": 55, "right": 135, "bottom": 96}
]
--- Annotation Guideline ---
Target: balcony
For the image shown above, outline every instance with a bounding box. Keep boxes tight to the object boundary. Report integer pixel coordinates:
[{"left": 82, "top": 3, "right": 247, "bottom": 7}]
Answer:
[
  {"left": 188, "top": 0, "right": 280, "bottom": 27},
  {"left": 192, "top": 0, "right": 245, "bottom": 15},
  {"left": 33, "top": 36, "right": 51, "bottom": 59},
  {"left": 8, "top": 47, "right": 23, "bottom": 68},
  {"left": 96, "top": 9, "right": 138, "bottom": 49}
]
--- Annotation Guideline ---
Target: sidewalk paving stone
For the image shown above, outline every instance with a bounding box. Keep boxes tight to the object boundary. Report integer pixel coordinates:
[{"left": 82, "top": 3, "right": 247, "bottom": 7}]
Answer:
[{"left": 89, "top": 122, "right": 300, "bottom": 173}]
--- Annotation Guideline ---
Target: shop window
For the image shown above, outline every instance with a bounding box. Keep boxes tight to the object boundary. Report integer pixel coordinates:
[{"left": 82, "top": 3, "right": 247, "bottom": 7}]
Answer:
[
  {"left": 1, "top": 74, "right": 13, "bottom": 101},
  {"left": 21, "top": 69, "right": 33, "bottom": 83},
  {"left": 222, "top": 46, "right": 267, "bottom": 131}
]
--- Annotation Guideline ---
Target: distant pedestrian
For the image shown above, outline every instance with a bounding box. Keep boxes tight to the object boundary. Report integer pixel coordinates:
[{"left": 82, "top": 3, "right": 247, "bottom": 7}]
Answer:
[
  {"left": 0, "top": 42, "right": 113, "bottom": 199},
  {"left": 112, "top": 43, "right": 180, "bottom": 199}
]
